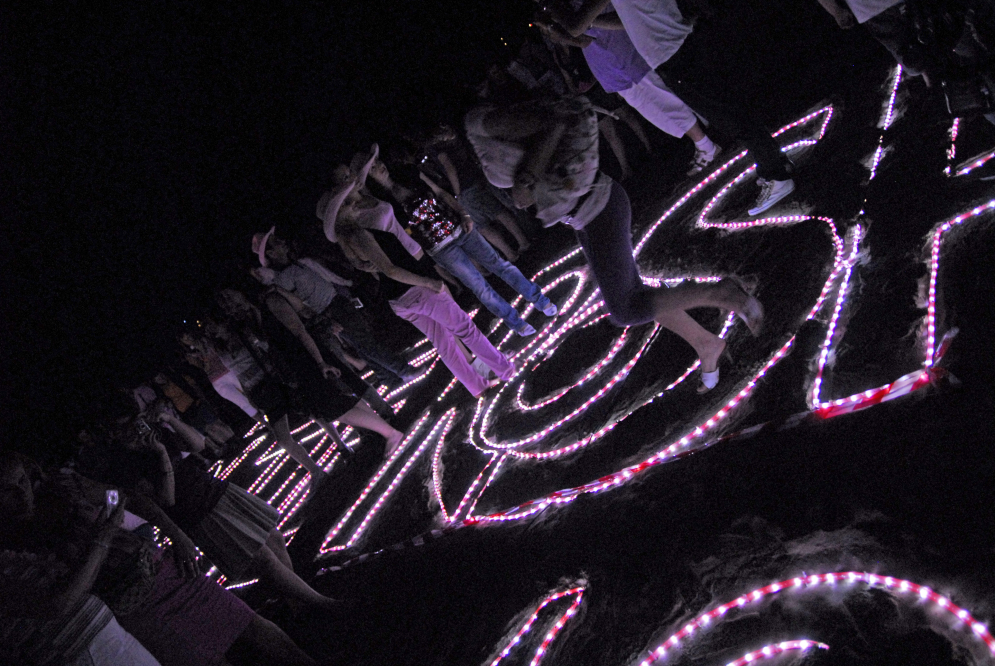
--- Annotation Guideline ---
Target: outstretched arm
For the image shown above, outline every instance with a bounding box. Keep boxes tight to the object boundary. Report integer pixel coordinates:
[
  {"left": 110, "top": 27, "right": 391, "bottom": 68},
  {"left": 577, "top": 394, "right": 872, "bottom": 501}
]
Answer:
[
  {"left": 346, "top": 228, "right": 445, "bottom": 292},
  {"left": 549, "top": 0, "right": 613, "bottom": 36},
  {"left": 536, "top": 18, "right": 595, "bottom": 47},
  {"left": 353, "top": 143, "right": 380, "bottom": 188},
  {"left": 815, "top": 0, "right": 856, "bottom": 27},
  {"left": 0, "top": 502, "right": 125, "bottom": 619},
  {"left": 263, "top": 292, "right": 340, "bottom": 377}
]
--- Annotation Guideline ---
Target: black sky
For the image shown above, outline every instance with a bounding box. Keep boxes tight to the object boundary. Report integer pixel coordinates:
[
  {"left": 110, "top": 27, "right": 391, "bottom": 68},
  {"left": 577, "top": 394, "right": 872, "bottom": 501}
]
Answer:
[
  {"left": 3, "top": 0, "right": 864, "bottom": 455},
  {"left": 3, "top": 1, "right": 532, "bottom": 453}
]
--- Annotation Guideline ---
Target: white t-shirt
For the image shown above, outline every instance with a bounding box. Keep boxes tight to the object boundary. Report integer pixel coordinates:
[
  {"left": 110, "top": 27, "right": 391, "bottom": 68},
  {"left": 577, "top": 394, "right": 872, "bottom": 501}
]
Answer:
[
  {"left": 610, "top": 0, "right": 694, "bottom": 69},
  {"left": 843, "top": 0, "right": 903, "bottom": 24}
]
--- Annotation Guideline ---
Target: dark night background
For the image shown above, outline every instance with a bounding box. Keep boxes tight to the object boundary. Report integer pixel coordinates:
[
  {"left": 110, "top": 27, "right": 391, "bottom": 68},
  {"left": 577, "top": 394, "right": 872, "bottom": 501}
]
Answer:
[{"left": 2, "top": 0, "right": 885, "bottom": 455}]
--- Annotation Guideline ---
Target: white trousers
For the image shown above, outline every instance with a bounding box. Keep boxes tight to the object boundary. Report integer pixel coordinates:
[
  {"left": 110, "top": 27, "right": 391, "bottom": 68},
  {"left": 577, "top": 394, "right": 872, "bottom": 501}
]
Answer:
[{"left": 618, "top": 69, "right": 699, "bottom": 138}]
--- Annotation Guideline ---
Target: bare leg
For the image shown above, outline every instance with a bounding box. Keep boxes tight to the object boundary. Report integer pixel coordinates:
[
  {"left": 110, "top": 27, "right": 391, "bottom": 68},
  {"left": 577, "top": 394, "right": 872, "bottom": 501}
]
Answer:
[
  {"left": 684, "top": 120, "right": 706, "bottom": 143},
  {"left": 616, "top": 106, "right": 653, "bottom": 153},
  {"left": 266, "top": 529, "right": 293, "bottom": 570},
  {"left": 314, "top": 417, "right": 351, "bottom": 456},
  {"left": 650, "top": 280, "right": 749, "bottom": 372},
  {"left": 600, "top": 116, "right": 633, "bottom": 181},
  {"left": 493, "top": 211, "right": 530, "bottom": 253},
  {"left": 337, "top": 400, "right": 404, "bottom": 455},
  {"left": 251, "top": 545, "right": 338, "bottom": 609},
  {"left": 478, "top": 225, "right": 518, "bottom": 261},
  {"left": 228, "top": 613, "right": 316, "bottom": 666},
  {"left": 271, "top": 415, "right": 325, "bottom": 479}
]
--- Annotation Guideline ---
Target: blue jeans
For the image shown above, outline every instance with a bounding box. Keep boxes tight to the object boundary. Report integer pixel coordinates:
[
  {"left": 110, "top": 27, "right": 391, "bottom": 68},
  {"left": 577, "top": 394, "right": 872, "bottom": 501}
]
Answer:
[{"left": 432, "top": 230, "right": 550, "bottom": 330}]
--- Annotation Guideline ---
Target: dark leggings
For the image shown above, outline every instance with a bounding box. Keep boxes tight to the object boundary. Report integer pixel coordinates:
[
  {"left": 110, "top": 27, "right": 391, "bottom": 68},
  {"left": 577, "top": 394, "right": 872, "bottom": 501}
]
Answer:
[
  {"left": 655, "top": 33, "right": 792, "bottom": 181},
  {"left": 575, "top": 181, "right": 656, "bottom": 327}
]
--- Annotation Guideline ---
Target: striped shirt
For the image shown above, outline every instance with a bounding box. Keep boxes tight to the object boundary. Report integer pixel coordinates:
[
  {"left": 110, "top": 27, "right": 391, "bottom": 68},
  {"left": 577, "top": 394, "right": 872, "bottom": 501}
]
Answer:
[{"left": 0, "top": 550, "right": 114, "bottom": 665}]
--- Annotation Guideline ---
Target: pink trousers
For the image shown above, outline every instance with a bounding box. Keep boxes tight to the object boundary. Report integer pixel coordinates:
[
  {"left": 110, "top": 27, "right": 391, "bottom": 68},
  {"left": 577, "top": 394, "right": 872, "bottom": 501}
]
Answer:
[{"left": 390, "top": 286, "right": 515, "bottom": 396}]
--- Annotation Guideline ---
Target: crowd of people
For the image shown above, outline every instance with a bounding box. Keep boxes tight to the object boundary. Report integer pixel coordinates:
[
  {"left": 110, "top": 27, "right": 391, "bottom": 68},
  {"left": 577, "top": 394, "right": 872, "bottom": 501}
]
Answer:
[{"left": 5, "top": 0, "right": 990, "bottom": 664}]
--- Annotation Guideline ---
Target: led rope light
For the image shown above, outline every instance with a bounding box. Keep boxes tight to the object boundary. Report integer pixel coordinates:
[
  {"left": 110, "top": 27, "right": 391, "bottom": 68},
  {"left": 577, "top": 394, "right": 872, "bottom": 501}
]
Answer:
[
  {"left": 868, "top": 65, "right": 903, "bottom": 180},
  {"left": 956, "top": 147, "right": 995, "bottom": 177},
  {"left": 515, "top": 328, "right": 630, "bottom": 412},
  {"left": 809, "top": 226, "right": 864, "bottom": 408},
  {"left": 318, "top": 411, "right": 434, "bottom": 554},
  {"left": 486, "top": 585, "right": 586, "bottom": 666},
  {"left": 341, "top": 410, "right": 456, "bottom": 550},
  {"left": 217, "top": 433, "right": 267, "bottom": 480},
  {"left": 945, "top": 117, "right": 961, "bottom": 175},
  {"left": 636, "top": 572, "right": 993, "bottom": 665},
  {"left": 224, "top": 578, "right": 259, "bottom": 591},
  {"left": 437, "top": 377, "right": 459, "bottom": 401},
  {"left": 720, "top": 641, "right": 828, "bottom": 666},
  {"left": 384, "top": 358, "right": 439, "bottom": 402},
  {"left": 431, "top": 432, "right": 456, "bottom": 523},
  {"left": 634, "top": 105, "right": 833, "bottom": 256},
  {"left": 813, "top": 199, "right": 995, "bottom": 418},
  {"left": 456, "top": 454, "right": 507, "bottom": 523},
  {"left": 410, "top": 348, "right": 438, "bottom": 367},
  {"left": 468, "top": 337, "right": 796, "bottom": 524},
  {"left": 474, "top": 326, "right": 658, "bottom": 452},
  {"left": 880, "top": 65, "right": 903, "bottom": 130}
]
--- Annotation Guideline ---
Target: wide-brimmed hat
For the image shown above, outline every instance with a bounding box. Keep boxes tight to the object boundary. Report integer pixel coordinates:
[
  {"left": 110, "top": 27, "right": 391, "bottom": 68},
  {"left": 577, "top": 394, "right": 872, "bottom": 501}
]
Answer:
[
  {"left": 251, "top": 226, "right": 276, "bottom": 267},
  {"left": 316, "top": 191, "right": 338, "bottom": 242}
]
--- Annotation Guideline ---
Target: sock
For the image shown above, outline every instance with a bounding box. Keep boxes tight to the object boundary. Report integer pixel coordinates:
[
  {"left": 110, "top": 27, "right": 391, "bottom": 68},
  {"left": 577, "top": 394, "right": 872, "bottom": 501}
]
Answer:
[{"left": 693, "top": 135, "right": 716, "bottom": 154}]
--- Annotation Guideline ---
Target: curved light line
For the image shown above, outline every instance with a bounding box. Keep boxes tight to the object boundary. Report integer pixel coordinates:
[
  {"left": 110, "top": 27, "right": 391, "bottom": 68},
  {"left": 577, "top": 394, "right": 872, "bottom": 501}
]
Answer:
[
  {"left": 637, "top": 571, "right": 994, "bottom": 665},
  {"left": 486, "top": 585, "right": 586, "bottom": 666}
]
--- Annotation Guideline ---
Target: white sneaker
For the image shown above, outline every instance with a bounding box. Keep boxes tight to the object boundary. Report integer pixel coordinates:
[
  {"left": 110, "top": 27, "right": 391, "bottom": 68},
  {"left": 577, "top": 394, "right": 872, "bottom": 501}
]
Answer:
[
  {"left": 539, "top": 300, "right": 558, "bottom": 317},
  {"left": 686, "top": 143, "right": 721, "bottom": 176},
  {"left": 748, "top": 178, "right": 795, "bottom": 216}
]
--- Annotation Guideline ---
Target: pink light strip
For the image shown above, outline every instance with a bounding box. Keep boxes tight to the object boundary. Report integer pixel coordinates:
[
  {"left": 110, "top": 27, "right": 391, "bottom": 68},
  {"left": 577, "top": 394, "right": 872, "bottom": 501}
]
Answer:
[
  {"left": 385, "top": 358, "right": 439, "bottom": 402},
  {"left": 431, "top": 430, "right": 460, "bottom": 523},
  {"left": 722, "top": 641, "right": 828, "bottom": 666},
  {"left": 925, "top": 200, "right": 995, "bottom": 365},
  {"left": 469, "top": 337, "right": 796, "bottom": 523},
  {"left": 634, "top": 105, "right": 833, "bottom": 256},
  {"left": 318, "top": 411, "right": 433, "bottom": 554},
  {"left": 945, "top": 118, "right": 961, "bottom": 176},
  {"left": 343, "top": 411, "right": 456, "bottom": 549},
  {"left": 637, "top": 571, "right": 993, "bottom": 665},
  {"left": 868, "top": 66, "right": 903, "bottom": 180},
  {"left": 457, "top": 454, "right": 506, "bottom": 522},
  {"left": 437, "top": 377, "right": 460, "bottom": 401},
  {"left": 487, "top": 586, "right": 586, "bottom": 666},
  {"left": 881, "top": 65, "right": 903, "bottom": 130},
  {"left": 814, "top": 199, "right": 995, "bottom": 416},
  {"left": 515, "top": 328, "right": 630, "bottom": 412},
  {"left": 809, "top": 225, "right": 864, "bottom": 408},
  {"left": 224, "top": 578, "right": 259, "bottom": 591},
  {"left": 955, "top": 147, "right": 995, "bottom": 177},
  {"left": 477, "top": 326, "right": 658, "bottom": 451}
]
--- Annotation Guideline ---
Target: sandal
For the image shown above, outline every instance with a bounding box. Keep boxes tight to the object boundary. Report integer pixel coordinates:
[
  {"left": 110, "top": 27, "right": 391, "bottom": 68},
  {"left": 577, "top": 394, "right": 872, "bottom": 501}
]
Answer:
[
  {"left": 697, "top": 343, "right": 732, "bottom": 394},
  {"left": 698, "top": 367, "right": 721, "bottom": 394}
]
